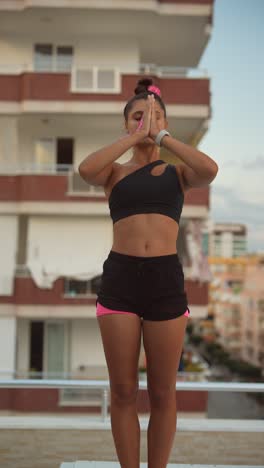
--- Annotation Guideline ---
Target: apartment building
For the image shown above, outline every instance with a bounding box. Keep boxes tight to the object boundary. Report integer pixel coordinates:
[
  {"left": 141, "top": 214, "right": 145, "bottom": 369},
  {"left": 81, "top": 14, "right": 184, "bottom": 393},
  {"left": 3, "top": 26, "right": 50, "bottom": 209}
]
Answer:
[
  {"left": 0, "top": 0, "right": 214, "bottom": 411},
  {"left": 209, "top": 256, "right": 246, "bottom": 357},
  {"left": 209, "top": 222, "right": 247, "bottom": 258},
  {"left": 207, "top": 251, "right": 264, "bottom": 370},
  {"left": 241, "top": 255, "right": 264, "bottom": 368}
]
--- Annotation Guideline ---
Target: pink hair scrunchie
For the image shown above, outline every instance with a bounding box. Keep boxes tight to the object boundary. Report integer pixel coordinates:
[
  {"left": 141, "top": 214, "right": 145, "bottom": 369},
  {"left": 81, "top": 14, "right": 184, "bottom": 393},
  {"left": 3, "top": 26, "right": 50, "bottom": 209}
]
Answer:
[{"left": 148, "top": 85, "right": 161, "bottom": 97}]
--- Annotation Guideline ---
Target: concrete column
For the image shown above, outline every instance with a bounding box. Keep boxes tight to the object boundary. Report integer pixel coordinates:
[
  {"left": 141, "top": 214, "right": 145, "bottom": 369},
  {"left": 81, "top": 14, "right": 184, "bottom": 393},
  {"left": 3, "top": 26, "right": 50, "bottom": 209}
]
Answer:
[
  {"left": 0, "top": 116, "right": 18, "bottom": 172},
  {"left": 0, "top": 315, "right": 16, "bottom": 379}
]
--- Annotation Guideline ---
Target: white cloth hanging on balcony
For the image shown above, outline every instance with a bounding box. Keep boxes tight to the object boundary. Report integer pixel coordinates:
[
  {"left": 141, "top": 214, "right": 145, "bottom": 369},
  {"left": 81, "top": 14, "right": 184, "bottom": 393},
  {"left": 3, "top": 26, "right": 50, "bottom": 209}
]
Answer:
[
  {"left": 27, "top": 257, "right": 102, "bottom": 289},
  {"left": 186, "top": 219, "right": 212, "bottom": 283},
  {"left": 26, "top": 217, "right": 113, "bottom": 289}
]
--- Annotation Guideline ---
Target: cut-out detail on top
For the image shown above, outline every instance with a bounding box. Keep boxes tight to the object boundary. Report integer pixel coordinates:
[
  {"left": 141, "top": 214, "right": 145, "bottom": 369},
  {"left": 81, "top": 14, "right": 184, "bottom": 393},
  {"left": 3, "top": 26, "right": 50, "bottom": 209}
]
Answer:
[
  {"left": 108, "top": 159, "right": 165, "bottom": 201},
  {"left": 108, "top": 158, "right": 185, "bottom": 225}
]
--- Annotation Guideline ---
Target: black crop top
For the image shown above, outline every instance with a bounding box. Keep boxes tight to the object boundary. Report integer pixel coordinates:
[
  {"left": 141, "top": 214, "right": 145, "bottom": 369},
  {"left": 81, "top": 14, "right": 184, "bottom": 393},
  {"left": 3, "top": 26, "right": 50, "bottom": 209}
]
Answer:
[{"left": 108, "top": 159, "right": 184, "bottom": 225}]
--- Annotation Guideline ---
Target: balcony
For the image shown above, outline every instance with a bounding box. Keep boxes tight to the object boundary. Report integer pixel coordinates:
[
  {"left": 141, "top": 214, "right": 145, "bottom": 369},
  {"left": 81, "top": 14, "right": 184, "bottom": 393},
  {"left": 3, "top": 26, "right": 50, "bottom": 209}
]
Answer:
[
  {"left": 0, "top": 4, "right": 213, "bottom": 67},
  {"left": 0, "top": 65, "right": 210, "bottom": 105},
  {"left": 0, "top": 164, "right": 210, "bottom": 209},
  {"left": 0, "top": 266, "right": 208, "bottom": 308}
]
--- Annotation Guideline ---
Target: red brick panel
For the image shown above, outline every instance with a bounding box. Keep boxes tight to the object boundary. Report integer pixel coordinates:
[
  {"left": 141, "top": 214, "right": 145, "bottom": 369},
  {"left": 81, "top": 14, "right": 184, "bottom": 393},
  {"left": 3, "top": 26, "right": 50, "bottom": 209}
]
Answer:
[
  {"left": 10, "top": 277, "right": 96, "bottom": 305},
  {"left": 0, "top": 388, "right": 208, "bottom": 413},
  {"left": 0, "top": 175, "right": 209, "bottom": 205},
  {"left": 0, "top": 75, "right": 21, "bottom": 101},
  {"left": 0, "top": 176, "right": 17, "bottom": 200},
  {"left": 0, "top": 73, "right": 210, "bottom": 106},
  {"left": 0, "top": 276, "right": 208, "bottom": 306}
]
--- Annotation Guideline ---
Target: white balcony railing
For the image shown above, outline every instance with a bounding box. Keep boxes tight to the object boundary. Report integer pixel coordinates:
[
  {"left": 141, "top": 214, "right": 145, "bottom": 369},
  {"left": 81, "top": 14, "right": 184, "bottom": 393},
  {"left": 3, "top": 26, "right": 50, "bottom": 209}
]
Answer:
[
  {"left": 0, "top": 378, "right": 263, "bottom": 423},
  {"left": 0, "top": 62, "right": 208, "bottom": 79},
  {"left": 0, "top": 162, "right": 74, "bottom": 175}
]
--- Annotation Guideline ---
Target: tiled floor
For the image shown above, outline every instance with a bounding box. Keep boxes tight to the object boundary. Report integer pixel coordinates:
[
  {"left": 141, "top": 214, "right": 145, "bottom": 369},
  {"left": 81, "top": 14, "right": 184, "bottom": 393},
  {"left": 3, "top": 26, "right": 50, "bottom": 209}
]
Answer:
[
  {"left": 60, "top": 461, "right": 261, "bottom": 468},
  {"left": 0, "top": 414, "right": 263, "bottom": 467},
  {"left": 60, "top": 463, "right": 262, "bottom": 468}
]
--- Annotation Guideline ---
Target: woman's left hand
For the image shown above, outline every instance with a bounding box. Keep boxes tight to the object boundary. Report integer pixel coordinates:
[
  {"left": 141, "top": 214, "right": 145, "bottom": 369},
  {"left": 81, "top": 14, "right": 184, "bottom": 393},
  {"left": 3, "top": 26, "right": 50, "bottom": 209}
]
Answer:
[{"left": 149, "top": 94, "right": 161, "bottom": 141}]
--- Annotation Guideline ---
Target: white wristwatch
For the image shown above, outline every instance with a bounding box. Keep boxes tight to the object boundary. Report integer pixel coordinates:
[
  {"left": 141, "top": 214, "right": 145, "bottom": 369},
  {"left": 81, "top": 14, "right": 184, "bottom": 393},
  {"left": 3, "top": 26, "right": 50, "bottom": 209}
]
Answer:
[{"left": 155, "top": 129, "right": 171, "bottom": 147}]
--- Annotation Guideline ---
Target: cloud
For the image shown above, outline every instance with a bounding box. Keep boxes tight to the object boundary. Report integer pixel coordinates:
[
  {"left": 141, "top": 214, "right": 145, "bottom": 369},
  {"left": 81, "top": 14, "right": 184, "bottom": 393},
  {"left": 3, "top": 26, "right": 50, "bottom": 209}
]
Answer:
[
  {"left": 242, "top": 155, "right": 264, "bottom": 170},
  {"left": 222, "top": 155, "right": 264, "bottom": 170},
  {"left": 212, "top": 184, "right": 263, "bottom": 224},
  {"left": 222, "top": 160, "right": 239, "bottom": 167},
  {"left": 210, "top": 184, "right": 264, "bottom": 253},
  {"left": 212, "top": 164, "right": 264, "bottom": 206}
]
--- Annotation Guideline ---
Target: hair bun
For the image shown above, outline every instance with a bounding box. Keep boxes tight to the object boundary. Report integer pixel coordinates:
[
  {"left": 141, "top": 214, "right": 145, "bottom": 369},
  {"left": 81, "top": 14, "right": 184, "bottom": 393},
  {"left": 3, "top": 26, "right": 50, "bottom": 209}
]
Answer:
[{"left": 134, "top": 77, "right": 153, "bottom": 95}]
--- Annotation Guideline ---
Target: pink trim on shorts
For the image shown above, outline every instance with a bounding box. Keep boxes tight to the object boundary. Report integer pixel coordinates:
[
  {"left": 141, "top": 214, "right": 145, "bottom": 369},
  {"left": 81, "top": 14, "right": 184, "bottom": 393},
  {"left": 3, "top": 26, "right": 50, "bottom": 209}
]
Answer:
[
  {"left": 96, "top": 301, "right": 190, "bottom": 318},
  {"left": 96, "top": 301, "right": 137, "bottom": 317}
]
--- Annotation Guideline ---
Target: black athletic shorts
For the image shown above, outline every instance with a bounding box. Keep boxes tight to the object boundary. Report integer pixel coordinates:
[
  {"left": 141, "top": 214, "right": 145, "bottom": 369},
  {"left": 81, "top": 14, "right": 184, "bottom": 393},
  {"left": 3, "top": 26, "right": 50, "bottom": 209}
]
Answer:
[{"left": 96, "top": 249, "right": 191, "bottom": 321}]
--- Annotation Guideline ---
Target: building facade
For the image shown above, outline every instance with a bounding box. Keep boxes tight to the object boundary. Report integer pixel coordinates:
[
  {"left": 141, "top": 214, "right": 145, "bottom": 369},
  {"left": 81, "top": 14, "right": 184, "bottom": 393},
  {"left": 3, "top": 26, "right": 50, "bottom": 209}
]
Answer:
[
  {"left": 208, "top": 255, "right": 264, "bottom": 370},
  {"left": 209, "top": 222, "right": 247, "bottom": 258},
  {"left": 0, "top": 0, "right": 214, "bottom": 410}
]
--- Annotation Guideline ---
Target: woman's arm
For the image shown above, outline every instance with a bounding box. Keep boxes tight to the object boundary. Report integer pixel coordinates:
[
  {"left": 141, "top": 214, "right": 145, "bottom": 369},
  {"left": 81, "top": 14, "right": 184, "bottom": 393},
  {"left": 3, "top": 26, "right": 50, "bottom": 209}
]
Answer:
[
  {"left": 78, "top": 132, "right": 142, "bottom": 178},
  {"left": 161, "top": 135, "right": 218, "bottom": 189}
]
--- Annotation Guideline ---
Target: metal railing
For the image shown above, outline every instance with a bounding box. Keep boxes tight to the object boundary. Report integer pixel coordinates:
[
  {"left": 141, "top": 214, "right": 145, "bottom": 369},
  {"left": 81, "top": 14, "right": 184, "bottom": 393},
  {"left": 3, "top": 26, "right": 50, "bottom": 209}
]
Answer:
[
  {"left": 0, "top": 379, "right": 263, "bottom": 422},
  {"left": 0, "top": 63, "right": 208, "bottom": 79},
  {"left": 0, "top": 164, "right": 105, "bottom": 196},
  {"left": 0, "top": 162, "right": 74, "bottom": 175}
]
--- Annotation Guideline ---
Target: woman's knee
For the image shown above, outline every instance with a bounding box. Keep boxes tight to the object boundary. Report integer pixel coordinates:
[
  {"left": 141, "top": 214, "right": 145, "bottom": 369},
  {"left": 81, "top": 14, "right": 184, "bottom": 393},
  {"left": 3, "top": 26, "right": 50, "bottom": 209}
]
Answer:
[
  {"left": 110, "top": 382, "right": 139, "bottom": 404},
  {"left": 148, "top": 386, "right": 176, "bottom": 408}
]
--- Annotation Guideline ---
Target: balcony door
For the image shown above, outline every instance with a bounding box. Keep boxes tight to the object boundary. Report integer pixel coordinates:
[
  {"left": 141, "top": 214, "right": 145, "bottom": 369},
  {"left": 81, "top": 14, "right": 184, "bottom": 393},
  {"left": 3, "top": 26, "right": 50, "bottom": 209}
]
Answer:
[
  {"left": 35, "top": 138, "right": 56, "bottom": 173},
  {"left": 44, "top": 321, "right": 68, "bottom": 379}
]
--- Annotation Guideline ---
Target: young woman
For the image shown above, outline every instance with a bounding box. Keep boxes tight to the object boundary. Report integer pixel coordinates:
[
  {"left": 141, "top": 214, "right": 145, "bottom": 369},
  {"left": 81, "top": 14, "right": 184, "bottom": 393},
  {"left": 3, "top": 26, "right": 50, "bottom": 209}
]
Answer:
[{"left": 79, "top": 77, "right": 218, "bottom": 468}]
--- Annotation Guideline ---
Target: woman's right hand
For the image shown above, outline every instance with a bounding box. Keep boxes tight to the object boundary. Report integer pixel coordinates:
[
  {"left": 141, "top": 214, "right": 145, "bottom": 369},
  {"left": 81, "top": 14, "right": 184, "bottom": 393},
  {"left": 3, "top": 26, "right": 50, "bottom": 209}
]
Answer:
[{"left": 133, "top": 95, "right": 153, "bottom": 142}]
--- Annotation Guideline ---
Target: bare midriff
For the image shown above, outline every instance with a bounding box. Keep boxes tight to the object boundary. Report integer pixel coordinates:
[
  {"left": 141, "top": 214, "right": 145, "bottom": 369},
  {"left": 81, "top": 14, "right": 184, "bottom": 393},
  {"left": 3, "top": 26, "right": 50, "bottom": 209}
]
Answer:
[{"left": 104, "top": 161, "right": 180, "bottom": 257}]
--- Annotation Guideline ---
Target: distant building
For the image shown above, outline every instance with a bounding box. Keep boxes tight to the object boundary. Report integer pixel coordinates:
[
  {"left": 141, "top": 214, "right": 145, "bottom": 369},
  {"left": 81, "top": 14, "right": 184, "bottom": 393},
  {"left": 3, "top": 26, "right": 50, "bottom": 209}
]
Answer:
[
  {"left": 209, "top": 256, "right": 246, "bottom": 357},
  {"left": 209, "top": 222, "right": 247, "bottom": 258},
  {"left": 205, "top": 254, "right": 264, "bottom": 370},
  {"left": 241, "top": 255, "right": 264, "bottom": 368}
]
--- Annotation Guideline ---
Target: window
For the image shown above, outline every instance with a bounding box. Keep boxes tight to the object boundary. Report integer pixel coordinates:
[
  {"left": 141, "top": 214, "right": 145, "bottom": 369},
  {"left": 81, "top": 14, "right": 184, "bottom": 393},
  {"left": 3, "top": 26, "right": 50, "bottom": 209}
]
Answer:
[
  {"left": 71, "top": 66, "right": 120, "bottom": 93},
  {"left": 56, "top": 46, "right": 73, "bottom": 72},
  {"left": 34, "top": 44, "right": 73, "bottom": 72},
  {"left": 34, "top": 44, "right": 52, "bottom": 71},
  {"left": 35, "top": 138, "right": 73, "bottom": 173},
  {"left": 64, "top": 276, "right": 101, "bottom": 297},
  {"left": 66, "top": 279, "right": 90, "bottom": 296}
]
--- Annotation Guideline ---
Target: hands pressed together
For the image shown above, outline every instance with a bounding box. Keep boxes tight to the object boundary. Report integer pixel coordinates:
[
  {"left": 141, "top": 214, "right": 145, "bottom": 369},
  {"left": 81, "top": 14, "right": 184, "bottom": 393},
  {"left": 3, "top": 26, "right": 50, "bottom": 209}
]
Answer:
[{"left": 134, "top": 94, "right": 161, "bottom": 143}]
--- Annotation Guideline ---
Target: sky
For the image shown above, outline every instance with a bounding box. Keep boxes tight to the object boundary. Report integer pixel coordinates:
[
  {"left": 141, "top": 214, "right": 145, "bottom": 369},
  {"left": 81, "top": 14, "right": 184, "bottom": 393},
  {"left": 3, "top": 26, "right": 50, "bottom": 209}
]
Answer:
[{"left": 198, "top": 0, "right": 264, "bottom": 253}]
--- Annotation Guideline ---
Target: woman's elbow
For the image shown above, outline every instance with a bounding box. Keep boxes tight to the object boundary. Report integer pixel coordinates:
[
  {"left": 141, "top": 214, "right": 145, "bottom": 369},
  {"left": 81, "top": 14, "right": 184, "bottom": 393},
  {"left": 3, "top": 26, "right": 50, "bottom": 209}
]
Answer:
[{"left": 209, "top": 164, "right": 218, "bottom": 183}]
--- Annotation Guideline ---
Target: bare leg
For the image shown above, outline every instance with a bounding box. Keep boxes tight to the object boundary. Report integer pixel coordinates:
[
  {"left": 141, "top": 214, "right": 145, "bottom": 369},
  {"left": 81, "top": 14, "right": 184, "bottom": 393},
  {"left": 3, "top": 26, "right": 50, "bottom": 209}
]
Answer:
[
  {"left": 97, "top": 313, "right": 142, "bottom": 468},
  {"left": 142, "top": 313, "right": 188, "bottom": 468}
]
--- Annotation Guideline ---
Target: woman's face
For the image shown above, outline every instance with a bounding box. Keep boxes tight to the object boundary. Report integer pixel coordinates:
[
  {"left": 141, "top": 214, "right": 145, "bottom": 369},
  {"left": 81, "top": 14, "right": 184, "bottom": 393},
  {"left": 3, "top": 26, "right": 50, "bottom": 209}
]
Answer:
[{"left": 125, "top": 98, "right": 168, "bottom": 144}]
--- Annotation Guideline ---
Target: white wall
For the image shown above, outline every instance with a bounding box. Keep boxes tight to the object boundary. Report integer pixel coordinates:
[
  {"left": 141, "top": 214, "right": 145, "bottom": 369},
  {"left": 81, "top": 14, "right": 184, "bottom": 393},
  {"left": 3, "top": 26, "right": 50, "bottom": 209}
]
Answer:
[
  {"left": 0, "top": 215, "right": 18, "bottom": 295},
  {"left": 0, "top": 117, "right": 19, "bottom": 169},
  {"left": 0, "top": 35, "right": 32, "bottom": 69},
  {"left": 0, "top": 34, "right": 139, "bottom": 72},
  {"left": 71, "top": 318, "right": 105, "bottom": 370},
  {"left": 74, "top": 36, "right": 139, "bottom": 73}
]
